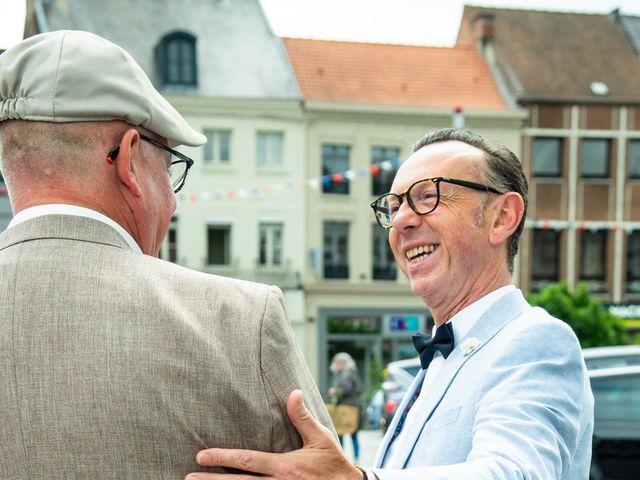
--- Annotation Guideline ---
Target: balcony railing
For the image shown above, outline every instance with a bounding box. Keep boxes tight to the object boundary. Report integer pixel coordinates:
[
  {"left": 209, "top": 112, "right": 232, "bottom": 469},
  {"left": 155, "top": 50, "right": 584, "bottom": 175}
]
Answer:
[{"left": 201, "top": 260, "right": 301, "bottom": 289}]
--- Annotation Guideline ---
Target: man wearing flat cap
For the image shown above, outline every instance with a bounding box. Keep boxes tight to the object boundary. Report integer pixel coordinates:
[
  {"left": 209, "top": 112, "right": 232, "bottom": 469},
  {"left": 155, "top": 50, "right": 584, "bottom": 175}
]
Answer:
[{"left": 0, "top": 30, "right": 332, "bottom": 478}]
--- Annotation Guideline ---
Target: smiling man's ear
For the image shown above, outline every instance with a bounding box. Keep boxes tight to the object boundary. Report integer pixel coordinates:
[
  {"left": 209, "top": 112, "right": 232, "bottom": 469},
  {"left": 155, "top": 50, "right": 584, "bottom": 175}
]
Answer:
[
  {"left": 114, "top": 129, "right": 143, "bottom": 197},
  {"left": 488, "top": 192, "right": 525, "bottom": 247}
]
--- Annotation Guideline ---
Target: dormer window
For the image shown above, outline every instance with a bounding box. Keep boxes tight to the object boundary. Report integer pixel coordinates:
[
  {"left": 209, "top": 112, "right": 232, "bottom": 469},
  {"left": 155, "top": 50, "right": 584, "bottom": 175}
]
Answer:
[{"left": 155, "top": 32, "right": 197, "bottom": 88}]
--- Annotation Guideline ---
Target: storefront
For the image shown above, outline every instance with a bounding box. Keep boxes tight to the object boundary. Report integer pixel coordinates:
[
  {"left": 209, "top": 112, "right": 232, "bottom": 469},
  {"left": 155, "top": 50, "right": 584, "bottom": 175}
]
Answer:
[{"left": 318, "top": 307, "right": 432, "bottom": 397}]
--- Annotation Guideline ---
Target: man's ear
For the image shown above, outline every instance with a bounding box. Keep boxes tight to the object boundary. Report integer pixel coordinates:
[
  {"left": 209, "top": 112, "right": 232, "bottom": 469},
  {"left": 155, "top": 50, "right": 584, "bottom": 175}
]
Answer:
[
  {"left": 488, "top": 192, "right": 525, "bottom": 246},
  {"left": 115, "top": 129, "right": 142, "bottom": 197}
]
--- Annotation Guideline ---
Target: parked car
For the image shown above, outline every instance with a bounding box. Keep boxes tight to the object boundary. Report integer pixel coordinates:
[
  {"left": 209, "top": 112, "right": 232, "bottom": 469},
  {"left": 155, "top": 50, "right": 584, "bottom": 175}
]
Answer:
[
  {"left": 583, "top": 345, "right": 640, "bottom": 370},
  {"left": 589, "top": 365, "right": 640, "bottom": 480},
  {"left": 365, "top": 389, "right": 384, "bottom": 430},
  {"left": 378, "top": 357, "right": 421, "bottom": 431}
]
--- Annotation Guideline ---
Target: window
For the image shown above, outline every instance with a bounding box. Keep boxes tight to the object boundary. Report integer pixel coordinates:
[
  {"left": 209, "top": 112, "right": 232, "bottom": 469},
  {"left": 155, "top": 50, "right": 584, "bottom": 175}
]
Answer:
[
  {"left": 259, "top": 223, "right": 283, "bottom": 266},
  {"left": 256, "top": 132, "right": 283, "bottom": 167},
  {"left": 592, "top": 374, "right": 640, "bottom": 422},
  {"left": 371, "top": 146, "right": 400, "bottom": 196},
  {"left": 629, "top": 140, "right": 640, "bottom": 179},
  {"left": 627, "top": 231, "right": 640, "bottom": 294},
  {"left": 324, "top": 221, "right": 349, "bottom": 279},
  {"left": 207, "top": 225, "right": 231, "bottom": 265},
  {"left": 372, "top": 225, "right": 396, "bottom": 280},
  {"left": 532, "top": 138, "right": 563, "bottom": 177},
  {"left": 531, "top": 229, "right": 560, "bottom": 290},
  {"left": 203, "top": 130, "right": 231, "bottom": 164},
  {"left": 581, "top": 139, "right": 610, "bottom": 178},
  {"left": 322, "top": 144, "right": 350, "bottom": 195},
  {"left": 155, "top": 32, "right": 197, "bottom": 87},
  {"left": 160, "top": 216, "right": 178, "bottom": 263},
  {"left": 580, "top": 230, "right": 607, "bottom": 291}
]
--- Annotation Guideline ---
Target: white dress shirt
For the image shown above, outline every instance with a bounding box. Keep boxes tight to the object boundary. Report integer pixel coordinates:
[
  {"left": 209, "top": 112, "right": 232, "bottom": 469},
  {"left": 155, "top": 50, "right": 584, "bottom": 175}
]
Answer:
[
  {"left": 7, "top": 204, "right": 142, "bottom": 254},
  {"left": 382, "top": 284, "right": 516, "bottom": 467}
]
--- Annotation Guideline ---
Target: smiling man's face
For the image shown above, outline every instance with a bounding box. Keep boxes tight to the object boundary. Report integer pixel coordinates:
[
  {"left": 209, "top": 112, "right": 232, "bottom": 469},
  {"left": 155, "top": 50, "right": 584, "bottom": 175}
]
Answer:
[{"left": 388, "top": 140, "right": 499, "bottom": 315}]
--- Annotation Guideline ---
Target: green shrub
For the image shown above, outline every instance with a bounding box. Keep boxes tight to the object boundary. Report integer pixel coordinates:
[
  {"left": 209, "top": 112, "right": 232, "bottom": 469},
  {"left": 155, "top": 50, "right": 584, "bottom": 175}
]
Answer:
[{"left": 527, "top": 282, "right": 629, "bottom": 348}]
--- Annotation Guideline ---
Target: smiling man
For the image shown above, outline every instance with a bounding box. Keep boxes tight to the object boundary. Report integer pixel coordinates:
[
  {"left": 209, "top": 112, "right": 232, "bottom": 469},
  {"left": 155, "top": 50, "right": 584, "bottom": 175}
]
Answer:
[{"left": 187, "top": 128, "right": 594, "bottom": 480}]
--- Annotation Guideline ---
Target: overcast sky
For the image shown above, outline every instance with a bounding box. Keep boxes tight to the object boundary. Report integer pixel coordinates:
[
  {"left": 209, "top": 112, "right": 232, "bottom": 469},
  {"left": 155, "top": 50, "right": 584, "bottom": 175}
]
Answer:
[{"left": 2, "top": 0, "right": 640, "bottom": 49}]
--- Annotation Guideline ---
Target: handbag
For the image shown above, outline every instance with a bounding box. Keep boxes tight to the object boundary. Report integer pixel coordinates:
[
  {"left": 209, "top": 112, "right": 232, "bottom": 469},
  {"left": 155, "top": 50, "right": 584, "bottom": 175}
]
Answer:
[{"left": 326, "top": 403, "right": 359, "bottom": 435}]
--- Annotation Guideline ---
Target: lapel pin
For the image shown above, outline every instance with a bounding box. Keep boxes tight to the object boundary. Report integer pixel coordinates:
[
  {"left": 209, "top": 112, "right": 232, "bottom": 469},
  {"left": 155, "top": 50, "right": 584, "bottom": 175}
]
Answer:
[{"left": 461, "top": 337, "right": 479, "bottom": 356}]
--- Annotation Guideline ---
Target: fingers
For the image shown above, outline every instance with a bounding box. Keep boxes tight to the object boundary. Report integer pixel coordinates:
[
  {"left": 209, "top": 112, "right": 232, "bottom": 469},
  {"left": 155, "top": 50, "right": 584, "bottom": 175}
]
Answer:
[
  {"left": 192, "top": 448, "right": 282, "bottom": 477},
  {"left": 287, "top": 390, "right": 338, "bottom": 448},
  {"left": 185, "top": 473, "right": 266, "bottom": 480}
]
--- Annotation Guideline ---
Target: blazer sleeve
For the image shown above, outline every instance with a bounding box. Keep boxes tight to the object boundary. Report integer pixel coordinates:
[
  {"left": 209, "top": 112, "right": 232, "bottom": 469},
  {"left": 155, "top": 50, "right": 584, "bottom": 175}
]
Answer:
[
  {"left": 368, "top": 317, "right": 593, "bottom": 479},
  {"left": 259, "top": 286, "right": 336, "bottom": 451}
]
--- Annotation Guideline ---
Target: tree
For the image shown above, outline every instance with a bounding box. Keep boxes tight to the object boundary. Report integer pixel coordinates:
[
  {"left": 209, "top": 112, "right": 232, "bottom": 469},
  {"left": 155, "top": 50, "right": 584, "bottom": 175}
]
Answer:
[{"left": 527, "top": 282, "right": 629, "bottom": 348}]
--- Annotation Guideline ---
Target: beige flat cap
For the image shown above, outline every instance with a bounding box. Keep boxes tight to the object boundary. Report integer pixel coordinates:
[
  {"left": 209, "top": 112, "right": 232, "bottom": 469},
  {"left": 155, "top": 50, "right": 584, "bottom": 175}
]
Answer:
[{"left": 0, "top": 30, "right": 206, "bottom": 147}]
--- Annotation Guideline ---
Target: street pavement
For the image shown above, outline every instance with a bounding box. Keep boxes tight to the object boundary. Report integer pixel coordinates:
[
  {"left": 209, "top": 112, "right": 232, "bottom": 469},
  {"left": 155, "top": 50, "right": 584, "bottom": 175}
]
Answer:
[{"left": 339, "top": 428, "right": 384, "bottom": 467}]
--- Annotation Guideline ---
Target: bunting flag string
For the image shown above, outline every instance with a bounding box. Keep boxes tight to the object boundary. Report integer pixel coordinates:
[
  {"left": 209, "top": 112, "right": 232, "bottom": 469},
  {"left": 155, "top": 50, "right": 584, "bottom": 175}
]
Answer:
[
  {"left": 526, "top": 219, "right": 640, "bottom": 233},
  {"left": 177, "top": 157, "right": 403, "bottom": 204}
]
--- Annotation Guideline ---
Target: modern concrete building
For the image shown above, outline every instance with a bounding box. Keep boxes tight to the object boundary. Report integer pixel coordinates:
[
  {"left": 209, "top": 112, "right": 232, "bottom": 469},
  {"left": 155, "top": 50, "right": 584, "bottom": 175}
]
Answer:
[{"left": 458, "top": 6, "right": 640, "bottom": 335}]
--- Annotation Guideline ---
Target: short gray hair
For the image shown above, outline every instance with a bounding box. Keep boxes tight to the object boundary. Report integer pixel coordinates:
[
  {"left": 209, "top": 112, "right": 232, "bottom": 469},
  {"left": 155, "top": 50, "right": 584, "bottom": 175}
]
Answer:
[{"left": 412, "top": 128, "right": 528, "bottom": 273}]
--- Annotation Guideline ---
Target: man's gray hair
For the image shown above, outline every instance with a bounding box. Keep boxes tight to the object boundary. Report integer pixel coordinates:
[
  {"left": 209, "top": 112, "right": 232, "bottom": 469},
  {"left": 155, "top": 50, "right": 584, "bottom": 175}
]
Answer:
[{"left": 412, "top": 128, "right": 528, "bottom": 273}]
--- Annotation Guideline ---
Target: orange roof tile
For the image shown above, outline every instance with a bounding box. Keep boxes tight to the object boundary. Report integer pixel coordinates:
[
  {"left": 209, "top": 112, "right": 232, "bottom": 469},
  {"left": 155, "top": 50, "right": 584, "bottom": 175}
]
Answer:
[{"left": 282, "top": 37, "right": 508, "bottom": 110}]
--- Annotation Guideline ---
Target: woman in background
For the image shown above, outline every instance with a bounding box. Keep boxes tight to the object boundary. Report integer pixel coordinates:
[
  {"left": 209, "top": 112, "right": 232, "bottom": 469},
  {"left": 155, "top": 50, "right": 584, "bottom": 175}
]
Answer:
[{"left": 328, "top": 352, "right": 363, "bottom": 461}]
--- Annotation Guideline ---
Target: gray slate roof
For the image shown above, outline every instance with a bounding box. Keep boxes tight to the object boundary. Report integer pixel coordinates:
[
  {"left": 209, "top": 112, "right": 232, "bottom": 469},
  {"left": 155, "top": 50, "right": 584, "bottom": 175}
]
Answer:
[
  {"left": 615, "top": 11, "right": 640, "bottom": 56},
  {"left": 35, "top": 0, "right": 299, "bottom": 98}
]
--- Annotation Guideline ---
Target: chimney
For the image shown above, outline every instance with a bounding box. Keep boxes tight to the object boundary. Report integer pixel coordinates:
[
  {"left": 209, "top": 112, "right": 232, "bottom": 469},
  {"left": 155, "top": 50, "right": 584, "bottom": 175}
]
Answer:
[{"left": 471, "top": 13, "right": 495, "bottom": 51}]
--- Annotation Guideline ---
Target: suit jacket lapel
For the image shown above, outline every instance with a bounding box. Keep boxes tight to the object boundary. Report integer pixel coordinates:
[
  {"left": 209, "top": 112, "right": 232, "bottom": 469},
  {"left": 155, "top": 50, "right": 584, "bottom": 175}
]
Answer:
[
  {"left": 374, "top": 368, "right": 427, "bottom": 467},
  {"left": 385, "top": 290, "right": 531, "bottom": 469}
]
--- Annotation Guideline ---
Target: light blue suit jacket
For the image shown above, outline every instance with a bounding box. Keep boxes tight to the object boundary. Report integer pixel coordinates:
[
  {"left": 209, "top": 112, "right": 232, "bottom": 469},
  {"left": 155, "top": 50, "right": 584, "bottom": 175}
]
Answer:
[{"left": 371, "top": 290, "right": 594, "bottom": 479}]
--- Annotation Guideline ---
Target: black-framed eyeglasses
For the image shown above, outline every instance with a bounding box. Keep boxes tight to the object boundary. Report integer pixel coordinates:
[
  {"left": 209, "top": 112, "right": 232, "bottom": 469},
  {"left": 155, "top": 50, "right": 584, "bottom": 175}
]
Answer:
[
  {"left": 370, "top": 176, "right": 503, "bottom": 229},
  {"left": 107, "top": 133, "right": 194, "bottom": 193}
]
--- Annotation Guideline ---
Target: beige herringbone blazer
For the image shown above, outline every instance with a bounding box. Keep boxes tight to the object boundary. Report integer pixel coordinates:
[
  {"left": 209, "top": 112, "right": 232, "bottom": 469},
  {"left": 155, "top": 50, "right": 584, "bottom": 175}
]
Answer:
[{"left": 0, "top": 214, "right": 333, "bottom": 478}]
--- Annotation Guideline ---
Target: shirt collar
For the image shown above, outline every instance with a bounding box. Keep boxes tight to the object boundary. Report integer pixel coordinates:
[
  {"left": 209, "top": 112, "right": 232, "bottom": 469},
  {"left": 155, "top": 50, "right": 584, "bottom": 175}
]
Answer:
[
  {"left": 433, "top": 285, "right": 517, "bottom": 341},
  {"left": 7, "top": 204, "right": 142, "bottom": 254}
]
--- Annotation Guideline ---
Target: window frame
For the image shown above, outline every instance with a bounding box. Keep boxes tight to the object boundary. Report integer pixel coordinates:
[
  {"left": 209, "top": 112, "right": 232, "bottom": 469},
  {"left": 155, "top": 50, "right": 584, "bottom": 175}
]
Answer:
[
  {"left": 155, "top": 31, "right": 198, "bottom": 88},
  {"left": 207, "top": 224, "right": 231, "bottom": 265},
  {"left": 203, "top": 129, "right": 232, "bottom": 164},
  {"left": 259, "top": 223, "right": 283, "bottom": 267},
  {"left": 256, "top": 131, "right": 284, "bottom": 167},
  {"left": 372, "top": 224, "right": 396, "bottom": 281},
  {"left": 323, "top": 221, "right": 349, "bottom": 279},
  {"left": 580, "top": 138, "right": 611, "bottom": 179},
  {"left": 371, "top": 145, "right": 400, "bottom": 196},
  {"left": 322, "top": 143, "right": 351, "bottom": 195},
  {"left": 532, "top": 137, "right": 563, "bottom": 178}
]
